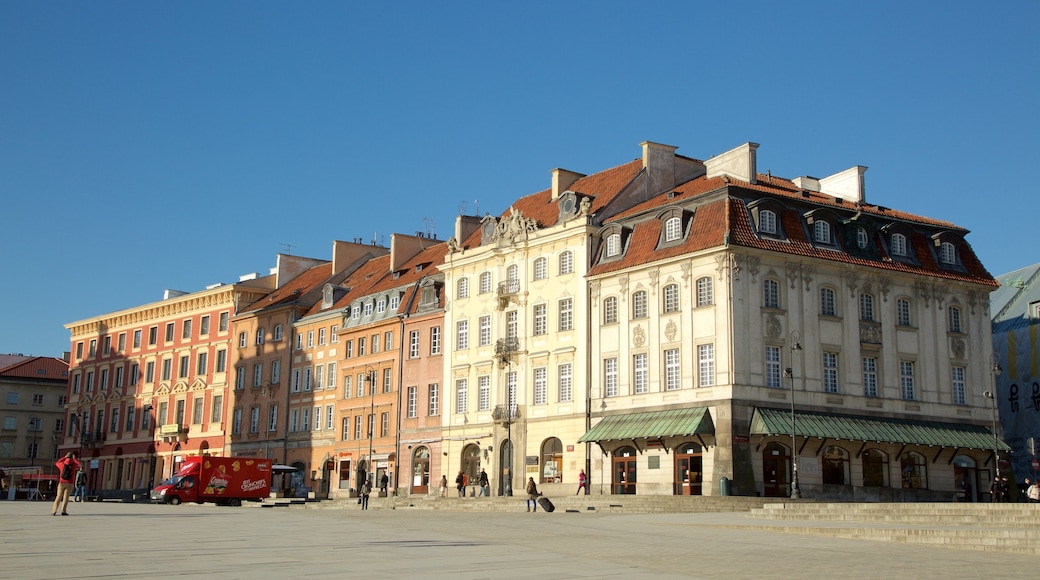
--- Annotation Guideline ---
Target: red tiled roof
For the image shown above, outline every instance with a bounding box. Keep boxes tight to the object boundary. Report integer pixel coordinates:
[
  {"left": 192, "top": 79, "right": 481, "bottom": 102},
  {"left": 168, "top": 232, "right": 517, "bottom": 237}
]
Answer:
[
  {"left": 239, "top": 262, "right": 334, "bottom": 314},
  {"left": 0, "top": 356, "right": 69, "bottom": 380}
]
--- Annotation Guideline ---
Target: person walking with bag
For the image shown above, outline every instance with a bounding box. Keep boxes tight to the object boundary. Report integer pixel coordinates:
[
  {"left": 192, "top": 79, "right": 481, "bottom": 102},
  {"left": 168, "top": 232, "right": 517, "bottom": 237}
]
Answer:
[
  {"left": 52, "top": 451, "right": 80, "bottom": 516},
  {"left": 526, "top": 477, "right": 539, "bottom": 512},
  {"left": 360, "top": 480, "right": 372, "bottom": 510},
  {"left": 576, "top": 469, "right": 588, "bottom": 495},
  {"left": 74, "top": 469, "right": 87, "bottom": 502}
]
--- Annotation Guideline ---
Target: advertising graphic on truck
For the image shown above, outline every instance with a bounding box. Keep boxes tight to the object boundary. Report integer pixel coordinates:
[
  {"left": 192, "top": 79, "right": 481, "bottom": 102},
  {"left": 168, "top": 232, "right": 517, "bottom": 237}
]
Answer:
[{"left": 151, "top": 456, "right": 272, "bottom": 506}]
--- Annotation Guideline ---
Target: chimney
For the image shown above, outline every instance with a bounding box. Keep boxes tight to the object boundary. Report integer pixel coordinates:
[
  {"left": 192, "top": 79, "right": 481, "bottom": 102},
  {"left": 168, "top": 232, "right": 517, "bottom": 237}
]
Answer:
[
  {"left": 641, "top": 141, "right": 678, "bottom": 195},
  {"left": 705, "top": 142, "right": 758, "bottom": 185},
  {"left": 454, "top": 214, "right": 482, "bottom": 246},
  {"left": 818, "top": 166, "right": 868, "bottom": 204},
  {"left": 551, "top": 168, "right": 584, "bottom": 201},
  {"left": 792, "top": 176, "right": 820, "bottom": 192}
]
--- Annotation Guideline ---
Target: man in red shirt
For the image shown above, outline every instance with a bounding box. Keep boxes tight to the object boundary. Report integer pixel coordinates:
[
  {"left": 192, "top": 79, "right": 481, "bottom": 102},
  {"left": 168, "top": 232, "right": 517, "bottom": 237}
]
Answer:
[{"left": 52, "top": 451, "right": 80, "bottom": 516}]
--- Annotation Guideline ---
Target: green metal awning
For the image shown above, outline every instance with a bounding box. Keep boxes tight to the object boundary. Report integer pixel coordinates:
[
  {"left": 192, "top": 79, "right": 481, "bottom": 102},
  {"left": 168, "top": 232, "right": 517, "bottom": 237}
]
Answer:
[
  {"left": 750, "top": 407, "right": 1010, "bottom": 450},
  {"left": 578, "top": 407, "right": 714, "bottom": 443}
]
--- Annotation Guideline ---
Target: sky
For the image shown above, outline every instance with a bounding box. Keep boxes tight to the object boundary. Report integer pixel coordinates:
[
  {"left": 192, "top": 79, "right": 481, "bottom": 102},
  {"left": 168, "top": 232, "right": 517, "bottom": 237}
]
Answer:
[{"left": 2, "top": 1, "right": 1038, "bottom": 358}]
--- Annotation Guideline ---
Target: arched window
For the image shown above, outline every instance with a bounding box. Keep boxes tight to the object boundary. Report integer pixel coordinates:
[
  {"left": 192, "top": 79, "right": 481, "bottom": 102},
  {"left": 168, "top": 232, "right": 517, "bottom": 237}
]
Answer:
[
  {"left": 457, "top": 277, "right": 470, "bottom": 299},
  {"left": 859, "top": 293, "right": 875, "bottom": 321},
  {"left": 663, "top": 284, "right": 680, "bottom": 313},
  {"left": 900, "top": 451, "right": 927, "bottom": 489},
  {"left": 541, "top": 437, "right": 563, "bottom": 483},
  {"left": 507, "top": 264, "right": 519, "bottom": 283},
  {"left": 664, "top": 216, "right": 682, "bottom": 242},
  {"left": 273, "top": 324, "right": 283, "bottom": 342},
  {"left": 696, "top": 277, "right": 713, "bottom": 307},
  {"left": 813, "top": 220, "right": 832, "bottom": 244},
  {"left": 821, "top": 446, "right": 850, "bottom": 485},
  {"left": 759, "top": 210, "right": 777, "bottom": 235},
  {"left": 940, "top": 241, "right": 957, "bottom": 264},
  {"left": 862, "top": 449, "right": 889, "bottom": 487},
  {"left": 820, "top": 287, "right": 836, "bottom": 316},
  {"left": 256, "top": 328, "right": 265, "bottom": 345},
  {"left": 897, "top": 298, "right": 912, "bottom": 326},
  {"left": 533, "top": 258, "right": 548, "bottom": 281},
  {"left": 603, "top": 296, "right": 618, "bottom": 324},
  {"left": 948, "top": 306, "right": 963, "bottom": 333},
  {"left": 764, "top": 279, "right": 780, "bottom": 309},
  {"left": 605, "top": 233, "right": 621, "bottom": 257},
  {"left": 632, "top": 290, "right": 648, "bottom": 319},
  {"left": 479, "top": 271, "right": 492, "bottom": 294},
  {"left": 891, "top": 233, "right": 907, "bottom": 256},
  {"left": 238, "top": 332, "right": 247, "bottom": 348},
  {"left": 856, "top": 227, "right": 869, "bottom": 249},
  {"left": 558, "top": 251, "right": 574, "bottom": 275}
]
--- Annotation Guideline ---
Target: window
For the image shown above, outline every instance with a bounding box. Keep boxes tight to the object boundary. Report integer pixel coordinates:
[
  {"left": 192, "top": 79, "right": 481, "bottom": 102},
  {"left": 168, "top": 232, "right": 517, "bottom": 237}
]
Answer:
[
  {"left": 129, "top": 364, "right": 138, "bottom": 386},
  {"left": 479, "top": 271, "right": 492, "bottom": 294},
  {"left": 86, "top": 371, "right": 95, "bottom": 391},
  {"left": 314, "top": 365, "right": 324, "bottom": 390},
  {"left": 823, "top": 352, "right": 838, "bottom": 394},
  {"left": 304, "top": 367, "right": 312, "bottom": 391},
  {"left": 605, "top": 233, "right": 621, "bottom": 257},
  {"left": 863, "top": 357, "right": 878, "bottom": 397},
  {"left": 326, "top": 363, "right": 335, "bottom": 389},
  {"left": 235, "top": 366, "right": 244, "bottom": 390},
  {"left": 272, "top": 359, "right": 281, "bottom": 384},
  {"left": 663, "top": 284, "right": 679, "bottom": 313},
  {"left": 192, "top": 398, "right": 203, "bottom": 425},
  {"left": 813, "top": 220, "right": 832, "bottom": 244},
  {"left": 380, "top": 412, "right": 389, "bottom": 437},
  {"left": 145, "top": 362, "right": 155, "bottom": 383},
  {"left": 940, "top": 242, "right": 956, "bottom": 264},
  {"left": 376, "top": 298, "right": 386, "bottom": 314},
  {"left": 558, "top": 251, "right": 574, "bottom": 275},
  {"left": 900, "top": 452, "right": 927, "bottom": 489},
  {"left": 253, "top": 364, "right": 263, "bottom": 387},
  {"left": 148, "top": 326, "right": 158, "bottom": 346},
  {"left": 409, "top": 330, "right": 420, "bottom": 358},
  {"left": 759, "top": 210, "right": 777, "bottom": 235},
  {"left": 291, "top": 369, "right": 301, "bottom": 393},
  {"left": 342, "top": 417, "right": 350, "bottom": 440},
  {"left": 211, "top": 395, "right": 223, "bottom": 423},
  {"left": 604, "top": 358, "right": 618, "bottom": 397},
  {"left": 664, "top": 349, "right": 680, "bottom": 391},
  {"left": 478, "top": 375, "right": 490, "bottom": 411},
  {"left": 948, "top": 306, "right": 963, "bottom": 333},
  {"left": 457, "top": 277, "right": 470, "bottom": 299},
  {"left": 354, "top": 414, "right": 362, "bottom": 439},
  {"left": 274, "top": 405, "right": 283, "bottom": 432},
  {"left": 479, "top": 315, "right": 492, "bottom": 346},
  {"left": 664, "top": 216, "right": 682, "bottom": 242},
  {"left": 533, "top": 367, "right": 547, "bottom": 405},
  {"left": 239, "top": 332, "right": 247, "bottom": 348},
  {"left": 180, "top": 319, "right": 191, "bottom": 340},
  {"left": 698, "top": 344, "right": 715, "bottom": 386},
  {"left": 103, "top": 336, "right": 111, "bottom": 355},
  {"left": 313, "top": 406, "right": 322, "bottom": 431},
  {"left": 952, "top": 366, "right": 967, "bottom": 405},
  {"left": 117, "top": 333, "right": 125, "bottom": 352},
  {"left": 558, "top": 298, "right": 573, "bottom": 331},
  {"left": 385, "top": 331, "right": 393, "bottom": 351},
  {"left": 506, "top": 310, "right": 518, "bottom": 340},
  {"left": 216, "top": 350, "right": 227, "bottom": 373},
  {"left": 318, "top": 328, "right": 326, "bottom": 345},
  {"left": 219, "top": 312, "right": 229, "bottom": 332},
  {"left": 383, "top": 368, "right": 392, "bottom": 393},
  {"left": 891, "top": 233, "right": 907, "bottom": 256},
  {"left": 764, "top": 279, "right": 780, "bottom": 308},
  {"left": 455, "top": 379, "right": 468, "bottom": 414},
  {"left": 633, "top": 354, "right": 648, "bottom": 394},
  {"left": 900, "top": 361, "right": 915, "bottom": 400},
  {"left": 821, "top": 446, "right": 850, "bottom": 485},
  {"left": 99, "top": 368, "right": 109, "bottom": 389},
  {"left": 125, "top": 406, "right": 135, "bottom": 431},
  {"left": 296, "top": 334, "right": 303, "bottom": 350},
  {"left": 863, "top": 448, "right": 889, "bottom": 487},
  {"left": 179, "top": 356, "right": 189, "bottom": 378},
  {"left": 696, "top": 277, "right": 713, "bottom": 307},
  {"left": 603, "top": 297, "right": 618, "bottom": 324},
  {"left": 632, "top": 291, "right": 648, "bottom": 319},
  {"left": 856, "top": 227, "right": 869, "bottom": 249},
  {"left": 89, "top": 339, "right": 97, "bottom": 357},
  {"left": 165, "top": 323, "right": 174, "bottom": 342},
  {"left": 531, "top": 304, "right": 547, "bottom": 336},
  {"left": 200, "top": 315, "right": 210, "bottom": 335},
  {"left": 352, "top": 305, "right": 361, "bottom": 319},
  {"left": 859, "top": 293, "right": 875, "bottom": 321},
  {"left": 766, "top": 346, "right": 781, "bottom": 388},
  {"left": 232, "top": 409, "right": 242, "bottom": 435},
  {"left": 358, "top": 337, "right": 366, "bottom": 356},
  {"left": 346, "top": 340, "right": 353, "bottom": 358},
  {"left": 533, "top": 258, "right": 548, "bottom": 281},
  {"left": 306, "top": 330, "right": 314, "bottom": 348},
  {"left": 161, "top": 359, "right": 172, "bottom": 381},
  {"left": 456, "top": 320, "right": 469, "bottom": 350},
  {"left": 430, "top": 327, "right": 441, "bottom": 355},
  {"left": 301, "top": 408, "right": 311, "bottom": 433},
  {"left": 343, "top": 375, "right": 352, "bottom": 398},
  {"left": 429, "top": 383, "right": 439, "bottom": 416},
  {"left": 31, "top": 393, "right": 44, "bottom": 406},
  {"left": 196, "top": 352, "right": 208, "bottom": 375},
  {"left": 363, "top": 302, "right": 373, "bottom": 316},
  {"left": 897, "top": 298, "right": 912, "bottom": 326},
  {"left": 820, "top": 287, "right": 836, "bottom": 316},
  {"left": 558, "top": 363, "right": 573, "bottom": 402},
  {"left": 407, "top": 386, "right": 417, "bottom": 418}
]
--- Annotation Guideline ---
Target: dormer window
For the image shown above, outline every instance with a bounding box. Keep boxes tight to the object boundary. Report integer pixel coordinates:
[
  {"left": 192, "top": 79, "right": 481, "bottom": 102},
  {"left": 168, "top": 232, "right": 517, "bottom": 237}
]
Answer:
[
  {"left": 321, "top": 284, "right": 334, "bottom": 309},
  {"left": 363, "top": 302, "right": 373, "bottom": 316},
  {"left": 664, "top": 216, "right": 682, "bottom": 242},
  {"left": 814, "top": 220, "right": 832, "bottom": 244},
  {"left": 605, "top": 233, "right": 621, "bottom": 257},
  {"left": 351, "top": 305, "right": 361, "bottom": 319},
  {"left": 759, "top": 210, "right": 777, "bottom": 235},
  {"left": 377, "top": 298, "right": 387, "bottom": 313},
  {"left": 856, "top": 227, "right": 869, "bottom": 249},
  {"left": 940, "top": 242, "right": 956, "bottom": 264},
  {"left": 891, "top": 233, "right": 907, "bottom": 256},
  {"left": 389, "top": 295, "right": 400, "bottom": 311}
]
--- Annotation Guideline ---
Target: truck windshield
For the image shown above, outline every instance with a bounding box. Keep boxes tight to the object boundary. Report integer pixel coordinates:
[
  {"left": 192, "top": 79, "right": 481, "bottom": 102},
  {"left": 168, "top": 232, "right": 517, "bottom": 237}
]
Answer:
[{"left": 161, "top": 475, "right": 184, "bottom": 487}]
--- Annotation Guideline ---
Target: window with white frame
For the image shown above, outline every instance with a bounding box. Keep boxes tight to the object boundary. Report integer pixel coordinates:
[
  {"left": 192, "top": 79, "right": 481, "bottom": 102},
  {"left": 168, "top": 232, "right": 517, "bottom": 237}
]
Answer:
[
  {"left": 239, "top": 332, "right": 247, "bottom": 348},
  {"left": 663, "top": 284, "right": 679, "bottom": 313},
  {"left": 292, "top": 369, "right": 301, "bottom": 393},
  {"left": 891, "top": 233, "right": 907, "bottom": 256},
  {"left": 314, "top": 365, "right": 324, "bottom": 391},
  {"left": 271, "top": 359, "right": 280, "bottom": 384},
  {"left": 307, "top": 330, "right": 314, "bottom": 348},
  {"left": 478, "top": 376, "right": 490, "bottom": 411},
  {"left": 455, "top": 379, "right": 468, "bottom": 414},
  {"left": 664, "top": 349, "right": 680, "bottom": 391},
  {"left": 863, "top": 357, "right": 878, "bottom": 397},
  {"left": 603, "top": 296, "right": 618, "bottom": 324},
  {"left": 274, "top": 324, "right": 283, "bottom": 341},
  {"left": 409, "top": 330, "right": 420, "bottom": 358},
  {"left": 897, "top": 298, "right": 912, "bottom": 326},
  {"left": 859, "top": 293, "right": 875, "bottom": 321},
  {"left": 900, "top": 361, "right": 915, "bottom": 400},
  {"left": 331, "top": 325, "right": 338, "bottom": 343},
  {"left": 385, "top": 331, "right": 393, "bottom": 352},
  {"left": 559, "top": 251, "right": 574, "bottom": 275},
  {"left": 377, "top": 298, "right": 386, "bottom": 313},
  {"left": 820, "top": 287, "right": 836, "bottom": 316},
  {"left": 383, "top": 368, "right": 392, "bottom": 393},
  {"left": 533, "top": 258, "right": 547, "bottom": 281},
  {"left": 326, "top": 405, "right": 334, "bottom": 430},
  {"left": 605, "top": 233, "right": 621, "bottom": 257},
  {"left": 318, "top": 327, "right": 326, "bottom": 345},
  {"left": 632, "top": 291, "right": 648, "bottom": 319},
  {"left": 301, "top": 408, "right": 310, "bottom": 432},
  {"left": 430, "top": 327, "right": 441, "bottom": 355},
  {"left": 698, "top": 344, "right": 715, "bottom": 386},
  {"left": 764, "top": 279, "right": 780, "bottom": 308},
  {"left": 479, "top": 315, "right": 491, "bottom": 346},
  {"left": 389, "top": 294, "right": 400, "bottom": 310},
  {"left": 533, "top": 304, "right": 547, "bottom": 336},
  {"left": 558, "top": 363, "right": 572, "bottom": 402},
  {"left": 232, "top": 408, "right": 242, "bottom": 435},
  {"left": 357, "top": 337, "right": 365, "bottom": 356},
  {"left": 269, "top": 405, "right": 279, "bottom": 432},
  {"left": 633, "top": 353, "right": 648, "bottom": 394},
  {"left": 664, "top": 216, "right": 682, "bottom": 242},
  {"left": 289, "top": 409, "right": 298, "bottom": 433},
  {"left": 759, "top": 210, "right": 777, "bottom": 234},
  {"left": 313, "top": 406, "right": 322, "bottom": 430},
  {"left": 952, "top": 366, "right": 966, "bottom": 405},
  {"left": 407, "top": 386, "right": 417, "bottom": 418},
  {"left": 351, "top": 305, "right": 361, "bottom": 319},
  {"left": 327, "top": 363, "right": 336, "bottom": 388},
  {"left": 533, "top": 367, "right": 547, "bottom": 405},
  {"left": 697, "top": 277, "right": 713, "bottom": 307},
  {"left": 296, "top": 333, "right": 303, "bottom": 350},
  {"left": 354, "top": 414, "right": 362, "bottom": 439},
  {"left": 506, "top": 310, "right": 518, "bottom": 340},
  {"left": 948, "top": 306, "right": 962, "bottom": 333},
  {"left": 856, "top": 227, "right": 869, "bottom": 249},
  {"left": 342, "top": 416, "right": 350, "bottom": 440},
  {"left": 823, "top": 352, "right": 839, "bottom": 393},
  {"left": 250, "top": 407, "right": 260, "bottom": 433},
  {"left": 766, "top": 346, "right": 781, "bottom": 388},
  {"left": 814, "top": 220, "right": 832, "bottom": 244},
  {"left": 357, "top": 374, "right": 365, "bottom": 398},
  {"left": 343, "top": 375, "right": 352, "bottom": 398},
  {"left": 363, "top": 302, "right": 373, "bottom": 316},
  {"left": 429, "top": 383, "right": 439, "bottom": 416},
  {"left": 456, "top": 320, "right": 469, "bottom": 350},
  {"left": 304, "top": 367, "right": 312, "bottom": 391},
  {"left": 457, "top": 277, "right": 470, "bottom": 299},
  {"left": 558, "top": 298, "right": 573, "bottom": 331},
  {"left": 940, "top": 242, "right": 956, "bottom": 264},
  {"left": 604, "top": 358, "right": 618, "bottom": 397},
  {"left": 479, "top": 271, "right": 492, "bottom": 294}
]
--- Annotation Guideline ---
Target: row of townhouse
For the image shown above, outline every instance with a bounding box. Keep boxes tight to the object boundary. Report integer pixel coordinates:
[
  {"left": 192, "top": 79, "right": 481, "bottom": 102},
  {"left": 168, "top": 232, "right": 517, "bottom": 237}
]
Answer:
[{"left": 59, "top": 139, "right": 1007, "bottom": 501}]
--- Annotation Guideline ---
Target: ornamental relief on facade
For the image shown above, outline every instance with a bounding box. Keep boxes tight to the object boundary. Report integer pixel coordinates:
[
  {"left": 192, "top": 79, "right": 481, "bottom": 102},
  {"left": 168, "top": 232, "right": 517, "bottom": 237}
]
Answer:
[
  {"left": 950, "top": 337, "right": 966, "bottom": 360},
  {"left": 844, "top": 271, "right": 859, "bottom": 298},
  {"left": 664, "top": 320, "right": 678, "bottom": 342},
  {"left": 632, "top": 325, "right": 646, "bottom": 347},
  {"left": 764, "top": 312, "right": 783, "bottom": 339},
  {"left": 479, "top": 207, "right": 539, "bottom": 247}
]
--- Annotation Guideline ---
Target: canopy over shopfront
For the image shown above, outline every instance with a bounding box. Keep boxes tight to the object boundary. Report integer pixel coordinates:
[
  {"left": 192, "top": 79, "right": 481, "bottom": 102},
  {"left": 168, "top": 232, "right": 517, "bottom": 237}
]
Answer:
[
  {"left": 750, "top": 407, "right": 1011, "bottom": 451},
  {"left": 579, "top": 407, "right": 714, "bottom": 447}
]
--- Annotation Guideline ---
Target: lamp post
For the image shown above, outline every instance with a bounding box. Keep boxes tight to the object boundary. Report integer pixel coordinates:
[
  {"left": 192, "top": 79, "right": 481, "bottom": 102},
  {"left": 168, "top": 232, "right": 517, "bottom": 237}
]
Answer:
[
  {"left": 985, "top": 353, "right": 1003, "bottom": 479},
  {"left": 28, "top": 415, "right": 39, "bottom": 469},
  {"left": 365, "top": 366, "right": 377, "bottom": 490},
  {"left": 786, "top": 331, "right": 802, "bottom": 499}
]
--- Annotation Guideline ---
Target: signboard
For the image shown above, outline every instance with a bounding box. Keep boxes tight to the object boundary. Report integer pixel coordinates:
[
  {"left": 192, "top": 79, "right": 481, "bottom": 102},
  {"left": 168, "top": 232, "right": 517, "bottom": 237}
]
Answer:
[
  {"left": 1032, "top": 458, "right": 1039, "bottom": 471},
  {"left": 525, "top": 455, "right": 538, "bottom": 465},
  {"left": 90, "top": 459, "right": 99, "bottom": 469},
  {"left": 733, "top": 435, "right": 750, "bottom": 443}
]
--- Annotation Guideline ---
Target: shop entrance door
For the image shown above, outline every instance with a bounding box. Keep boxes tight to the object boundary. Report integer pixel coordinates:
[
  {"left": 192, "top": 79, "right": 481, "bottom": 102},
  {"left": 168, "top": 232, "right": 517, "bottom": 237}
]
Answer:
[
  {"left": 674, "top": 443, "right": 702, "bottom": 495},
  {"left": 613, "top": 446, "right": 637, "bottom": 494},
  {"left": 762, "top": 442, "right": 791, "bottom": 497}
]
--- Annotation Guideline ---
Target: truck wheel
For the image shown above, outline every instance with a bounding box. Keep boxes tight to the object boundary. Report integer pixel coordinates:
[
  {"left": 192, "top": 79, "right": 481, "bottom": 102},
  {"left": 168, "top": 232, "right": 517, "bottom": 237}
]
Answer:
[
  {"left": 169, "top": 496, "right": 181, "bottom": 506},
  {"left": 230, "top": 498, "right": 242, "bottom": 507}
]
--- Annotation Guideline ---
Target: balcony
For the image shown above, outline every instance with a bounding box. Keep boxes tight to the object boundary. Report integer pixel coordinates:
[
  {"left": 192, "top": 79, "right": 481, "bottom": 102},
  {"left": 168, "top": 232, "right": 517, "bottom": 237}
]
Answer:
[
  {"left": 80, "top": 432, "right": 106, "bottom": 448},
  {"left": 495, "top": 337, "right": 520, "bottom": 359},
  {"left": 492, "top": 405, "right": 521, "bottom": 424},
  {"left": 496, "top": 280, "right": 521, "bottom": 309}
]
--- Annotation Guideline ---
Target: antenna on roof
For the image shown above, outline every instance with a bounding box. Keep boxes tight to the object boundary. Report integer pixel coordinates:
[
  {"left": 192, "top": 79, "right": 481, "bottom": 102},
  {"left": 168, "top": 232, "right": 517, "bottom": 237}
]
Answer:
[
  {"left": 422, "top": 217, "right": 435, "bottom": 239},
  {"left": 458, "top": 201, "right": 467, "bottom": 215},
  {"left": 279, "top": 242, "right": 296, "bottom": 255},
  {"left": 474, "top": 199, "right": 480, "bottom": 216}
]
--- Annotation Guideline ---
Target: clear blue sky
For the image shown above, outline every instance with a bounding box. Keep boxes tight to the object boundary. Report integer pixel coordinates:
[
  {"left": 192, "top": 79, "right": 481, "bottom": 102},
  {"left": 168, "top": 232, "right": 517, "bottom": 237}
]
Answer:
[{"left": 2, "top": 1, "right": 1038, "bottom": 357}]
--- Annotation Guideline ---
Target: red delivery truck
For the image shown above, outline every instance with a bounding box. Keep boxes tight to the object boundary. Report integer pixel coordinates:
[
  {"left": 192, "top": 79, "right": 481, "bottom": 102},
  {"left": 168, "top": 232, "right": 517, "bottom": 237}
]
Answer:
[{"left": 151, "top": 456, "right": 271, "bottom": 506}]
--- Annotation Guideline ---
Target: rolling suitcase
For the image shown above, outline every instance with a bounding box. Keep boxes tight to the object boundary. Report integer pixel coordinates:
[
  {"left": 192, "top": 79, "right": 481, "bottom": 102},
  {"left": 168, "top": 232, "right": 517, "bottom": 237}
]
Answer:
[{"left": 537, "top": 496, "right": 555, "bottom": 512}]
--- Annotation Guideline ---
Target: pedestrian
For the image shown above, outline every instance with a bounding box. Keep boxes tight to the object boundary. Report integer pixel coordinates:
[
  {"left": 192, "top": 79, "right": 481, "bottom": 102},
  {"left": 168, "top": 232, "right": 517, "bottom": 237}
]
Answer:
[
  {"left": 74, "top": 469, "right": 88, "bottom": 502},
  {"left": 455, "top": 470, "right": 465, "bottom": 497},
  {"left": 360, "top": 480, "right": 371, "bottom": 510},
  {"left": 379, "top": 472, "right": 389, "bottom": 495},
  {"left": 526, "top": 477, "right": 540, "bottom": 512},
  {"left": 576, "top": 469, "right": 588, "bottom": 495},
  {"left": 1028, "top": 479, "right": 1040, "bottom": 503},
  {"left": 478, "top": 468, "right": 489, "bottom": 497},
  {"left": 439, "top": 475, "right": 448, "bottom": 497},
  {"left": 52, "top": 451, "right": 80, "bottom": 516}
]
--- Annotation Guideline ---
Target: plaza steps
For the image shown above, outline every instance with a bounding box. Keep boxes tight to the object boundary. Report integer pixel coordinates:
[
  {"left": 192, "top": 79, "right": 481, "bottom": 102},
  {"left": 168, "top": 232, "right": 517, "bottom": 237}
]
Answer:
[
  {"left": 291, "top": 494, "right": 788, "bottom": 513},
  {"left": 741, "top": 502, "right": 1040, "bottom": 555}
]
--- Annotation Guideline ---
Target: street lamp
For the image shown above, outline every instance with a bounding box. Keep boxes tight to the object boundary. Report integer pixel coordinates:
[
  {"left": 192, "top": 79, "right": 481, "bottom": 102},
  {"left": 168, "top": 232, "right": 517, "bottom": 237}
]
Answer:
[
  {"left": 28, "top": 415, "right": 39, "bottom": 469},
  {"left": 365, "top": 366, "right": 377, "bottom": 490},
  {"left": 985, "top": 352, "right": 1003, "bottom": 478},
  {"left": 785, "top": 330, "right": 802, "bottom": 500}
]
